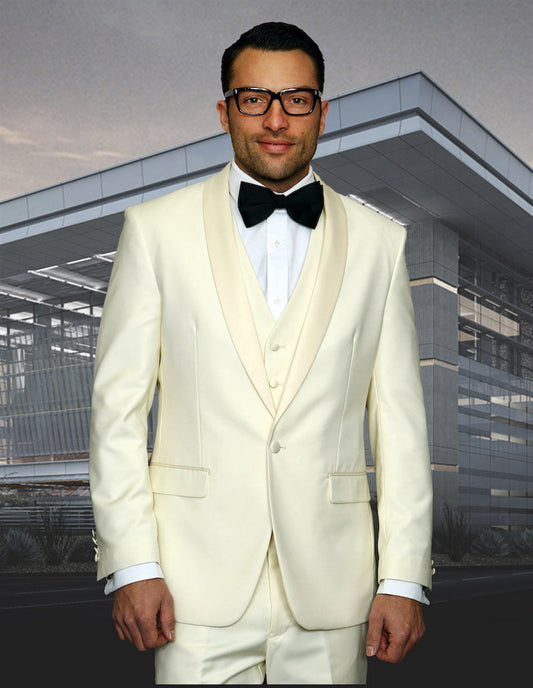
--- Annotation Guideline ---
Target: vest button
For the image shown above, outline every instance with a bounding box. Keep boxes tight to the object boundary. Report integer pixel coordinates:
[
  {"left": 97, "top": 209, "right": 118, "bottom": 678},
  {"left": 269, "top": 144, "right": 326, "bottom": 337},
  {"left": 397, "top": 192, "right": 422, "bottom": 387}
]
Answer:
[
  {"left": 270, "top": 342, "right": 280, "bottom": 352},
  {"left": 269, "top": 378, "right": 280, "bottom": 388},
  {"left": 271, "top": 441, "right": 281, "bottom": 453}
]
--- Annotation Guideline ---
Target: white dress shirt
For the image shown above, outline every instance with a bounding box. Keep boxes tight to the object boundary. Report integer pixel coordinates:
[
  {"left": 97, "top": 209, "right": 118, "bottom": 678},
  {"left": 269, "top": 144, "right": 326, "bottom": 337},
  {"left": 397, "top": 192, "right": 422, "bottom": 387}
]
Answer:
[
  {"left": 228, "top": 162, "right": 314, "bottom": 321},
  {"left": 105, "top": 161, "right": 428, "bottom": 606}
]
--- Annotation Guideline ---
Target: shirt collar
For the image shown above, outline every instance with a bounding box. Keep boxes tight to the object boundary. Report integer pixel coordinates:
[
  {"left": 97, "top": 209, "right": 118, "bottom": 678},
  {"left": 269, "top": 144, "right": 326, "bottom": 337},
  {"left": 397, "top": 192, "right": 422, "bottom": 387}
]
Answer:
[{"left": 228, "top": 160, "right": 315, "bottom": 203}]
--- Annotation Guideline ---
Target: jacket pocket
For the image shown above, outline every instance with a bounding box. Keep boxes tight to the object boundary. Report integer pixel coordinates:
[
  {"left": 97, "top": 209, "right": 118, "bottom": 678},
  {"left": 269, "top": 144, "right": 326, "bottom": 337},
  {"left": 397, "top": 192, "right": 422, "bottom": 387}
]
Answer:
[
  {"left": 328, "top": 472, "right": 370, "bottom": 503},
  {"left": 150, "top": 463, "right": 209, "bottom": 498}
]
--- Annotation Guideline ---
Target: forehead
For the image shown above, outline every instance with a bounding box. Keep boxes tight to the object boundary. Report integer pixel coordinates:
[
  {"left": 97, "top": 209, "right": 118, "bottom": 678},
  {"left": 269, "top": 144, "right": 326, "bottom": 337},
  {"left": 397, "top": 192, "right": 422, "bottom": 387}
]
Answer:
[{"left": 229, "top": 48, "right": 319, "bottom": 90}]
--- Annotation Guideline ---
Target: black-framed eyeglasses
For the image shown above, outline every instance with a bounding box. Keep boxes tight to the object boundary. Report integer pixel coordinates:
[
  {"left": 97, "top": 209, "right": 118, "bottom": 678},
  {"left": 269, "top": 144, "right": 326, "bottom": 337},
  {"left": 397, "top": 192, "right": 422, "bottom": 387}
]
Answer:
[{"left": 224, "top": 87, "right": 322, "bottom": 116}]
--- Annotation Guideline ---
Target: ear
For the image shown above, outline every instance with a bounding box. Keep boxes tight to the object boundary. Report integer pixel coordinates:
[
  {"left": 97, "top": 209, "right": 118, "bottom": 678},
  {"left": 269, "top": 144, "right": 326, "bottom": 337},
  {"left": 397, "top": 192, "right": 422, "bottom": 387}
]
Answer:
[
  {"left": 216, "top": 99, "right": 230, "bottom": 134},
  {"left": 318, "top": 100, "right": 329, "bottom": 137}
]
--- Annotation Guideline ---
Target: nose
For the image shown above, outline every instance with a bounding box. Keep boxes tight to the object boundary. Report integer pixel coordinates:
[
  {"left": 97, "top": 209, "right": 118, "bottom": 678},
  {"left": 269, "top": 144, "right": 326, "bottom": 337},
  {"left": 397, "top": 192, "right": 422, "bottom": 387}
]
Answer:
[{"left": 262, "top": 98, "right": 289, "bottom": 131}]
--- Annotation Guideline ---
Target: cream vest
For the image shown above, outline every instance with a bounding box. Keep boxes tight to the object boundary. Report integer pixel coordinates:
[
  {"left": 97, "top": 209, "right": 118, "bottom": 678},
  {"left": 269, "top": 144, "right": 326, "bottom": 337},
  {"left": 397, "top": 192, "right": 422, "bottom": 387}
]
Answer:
[{"left": 233, "top": 214, "right": 324, "bottom": 412}]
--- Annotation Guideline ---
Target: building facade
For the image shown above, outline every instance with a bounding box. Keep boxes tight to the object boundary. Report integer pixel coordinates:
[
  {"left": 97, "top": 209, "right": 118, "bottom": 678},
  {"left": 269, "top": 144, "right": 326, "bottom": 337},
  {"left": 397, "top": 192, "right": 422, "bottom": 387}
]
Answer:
[{"left": 1, "top": 72, "right": 532, "bottom": 530}]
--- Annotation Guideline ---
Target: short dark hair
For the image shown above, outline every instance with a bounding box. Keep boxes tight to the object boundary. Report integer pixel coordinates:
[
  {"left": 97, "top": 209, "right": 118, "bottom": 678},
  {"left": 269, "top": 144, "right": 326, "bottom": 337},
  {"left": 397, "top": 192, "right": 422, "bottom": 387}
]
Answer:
[{"left": 221, "top": 22, "right": 325, "bottom": 93}]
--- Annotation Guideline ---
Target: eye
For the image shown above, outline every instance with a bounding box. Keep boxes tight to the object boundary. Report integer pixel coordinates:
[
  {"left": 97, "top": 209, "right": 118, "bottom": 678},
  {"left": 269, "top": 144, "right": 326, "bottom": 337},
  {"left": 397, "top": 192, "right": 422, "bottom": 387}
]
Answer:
[
  {"left": 281, "top": 90, "right": 315, "bottom": 113},
  {"left": 241, "top": 91, "right": 268, "bottom": 104},
  {"left": 243, "top": 95, "right": 263, "bottom": 105}
]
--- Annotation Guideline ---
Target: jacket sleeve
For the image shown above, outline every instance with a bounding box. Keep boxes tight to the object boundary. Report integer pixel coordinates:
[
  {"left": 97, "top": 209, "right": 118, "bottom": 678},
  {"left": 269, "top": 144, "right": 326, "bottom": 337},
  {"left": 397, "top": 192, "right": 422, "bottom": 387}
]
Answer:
[
  {"left": 89, "top": 206, "right": 162, "bottom": 581},
  {"left": 366, "top": 229, "right": 433, "bottom": 590}
]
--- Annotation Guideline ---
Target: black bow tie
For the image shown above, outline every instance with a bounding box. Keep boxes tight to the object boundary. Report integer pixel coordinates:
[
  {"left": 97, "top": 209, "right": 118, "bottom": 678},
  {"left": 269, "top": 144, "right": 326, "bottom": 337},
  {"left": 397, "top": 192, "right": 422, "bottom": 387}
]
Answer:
[{"left": 237, "top": 180, "right": 324, "bottom": 229}]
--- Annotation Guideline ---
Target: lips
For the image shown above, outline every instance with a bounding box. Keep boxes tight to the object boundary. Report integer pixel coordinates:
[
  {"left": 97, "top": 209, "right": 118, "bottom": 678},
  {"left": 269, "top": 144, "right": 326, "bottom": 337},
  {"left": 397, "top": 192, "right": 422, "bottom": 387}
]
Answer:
[{"left": 257, "top": 139, "right": 294, "bottom": 153}]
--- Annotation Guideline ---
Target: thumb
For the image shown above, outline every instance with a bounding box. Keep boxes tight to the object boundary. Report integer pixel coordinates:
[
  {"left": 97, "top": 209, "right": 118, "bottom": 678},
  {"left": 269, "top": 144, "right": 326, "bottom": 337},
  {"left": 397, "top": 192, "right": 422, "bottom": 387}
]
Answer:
[
  {"left": 159, "top": 591, "right": 176, "bottom": 642},
  {"left": 366, "top": 611, "right": 384, "bottom": 657}
]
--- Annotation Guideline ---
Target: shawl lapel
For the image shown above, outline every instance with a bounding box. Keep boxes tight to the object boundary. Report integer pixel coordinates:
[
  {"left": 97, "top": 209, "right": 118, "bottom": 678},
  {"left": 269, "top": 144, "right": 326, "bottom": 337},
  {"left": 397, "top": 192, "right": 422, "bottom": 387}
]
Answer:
[
  {"left": 203, "top": 165, "right": 276, "bottom": 416},
  {"left": 275, "top": 179, "right": 347, "bottom": 420}
]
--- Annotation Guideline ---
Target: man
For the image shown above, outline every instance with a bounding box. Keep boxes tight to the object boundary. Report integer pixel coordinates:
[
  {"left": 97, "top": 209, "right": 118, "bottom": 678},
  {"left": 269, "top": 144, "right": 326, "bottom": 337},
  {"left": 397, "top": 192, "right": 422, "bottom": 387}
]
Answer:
[{"left": 89, "top": 22, "right": 433, "bottom": 685}]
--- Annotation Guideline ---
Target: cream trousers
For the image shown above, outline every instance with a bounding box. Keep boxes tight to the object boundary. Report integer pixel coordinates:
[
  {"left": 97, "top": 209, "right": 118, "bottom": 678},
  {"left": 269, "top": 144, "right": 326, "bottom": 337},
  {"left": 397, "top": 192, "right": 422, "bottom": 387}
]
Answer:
[{"left": 155, "top": 537, "right": 368, "bottom": 684}]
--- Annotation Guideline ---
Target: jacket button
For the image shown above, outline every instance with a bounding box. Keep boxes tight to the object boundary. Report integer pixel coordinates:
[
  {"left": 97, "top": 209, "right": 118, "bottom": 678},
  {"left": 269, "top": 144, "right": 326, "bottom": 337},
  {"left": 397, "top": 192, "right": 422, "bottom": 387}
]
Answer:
[
  {"left": 270, "top": 342, "right": 280, "bottom": 351},
  {"left": 271, "top": 441, "right": 281, "bottom": 453},
  {"left": 269, "top": 378, "right": 280, "bottom": 388}
]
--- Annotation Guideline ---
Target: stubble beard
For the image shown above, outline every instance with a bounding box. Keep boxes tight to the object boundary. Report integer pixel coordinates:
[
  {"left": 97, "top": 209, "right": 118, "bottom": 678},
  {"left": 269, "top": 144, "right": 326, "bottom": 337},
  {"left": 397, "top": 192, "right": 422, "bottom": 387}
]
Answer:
[{"left": 229, "top": 129, "right": 320, "bottom": 191}]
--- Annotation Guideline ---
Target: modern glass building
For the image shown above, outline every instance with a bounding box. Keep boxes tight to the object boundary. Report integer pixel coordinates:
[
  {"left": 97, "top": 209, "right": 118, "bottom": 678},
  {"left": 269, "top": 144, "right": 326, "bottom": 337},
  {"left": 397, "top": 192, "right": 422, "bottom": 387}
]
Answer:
[{"left": 1, "top": 72, "right": 532, "bottom": 530}]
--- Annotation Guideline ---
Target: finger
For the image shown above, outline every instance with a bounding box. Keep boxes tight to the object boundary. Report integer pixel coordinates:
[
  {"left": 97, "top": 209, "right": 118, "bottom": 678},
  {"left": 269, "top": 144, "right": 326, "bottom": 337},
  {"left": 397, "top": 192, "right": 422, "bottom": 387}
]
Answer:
[
  {"left": 137, "top": 611, "right": 160, "bottom": 650},
  {"left": 366, "top": 613, "right": 384, "bottom": 657},
  {"left": 376, "top": 625, "right": 413, "bottom": 663},
  {"left": 401, "top": 621, "right": 425, "bottom": 659},
  {"left": 118, "top": 609, "right": 148, "bottom": 652},
  {"left": 377, "top": 635, "right": 406, "bottom": 663},
  {"left": 114, "top": 608, "right": 141, "bottom": 649},
  {"left": 114, "top": 618, "right": 127, "bottom": 642},
  {"left": 113, "top": 609, "right": 133, "bottom": 645},
  {"left": 117, "top": 616, "right": 144, "bottom": 650},
  {"left": 158, "top": 592, "right": 176, "bottom": 643}
]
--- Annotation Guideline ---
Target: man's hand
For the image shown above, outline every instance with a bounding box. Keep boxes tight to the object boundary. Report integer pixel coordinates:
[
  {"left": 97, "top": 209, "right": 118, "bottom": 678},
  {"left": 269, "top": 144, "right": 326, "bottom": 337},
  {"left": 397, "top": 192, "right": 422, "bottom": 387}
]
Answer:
[
  {"left": 112, "top": 578, "right": 176, "bottom": 651},
  {"left": 366, "top": 594, "right": 425, "bottom": 663}
]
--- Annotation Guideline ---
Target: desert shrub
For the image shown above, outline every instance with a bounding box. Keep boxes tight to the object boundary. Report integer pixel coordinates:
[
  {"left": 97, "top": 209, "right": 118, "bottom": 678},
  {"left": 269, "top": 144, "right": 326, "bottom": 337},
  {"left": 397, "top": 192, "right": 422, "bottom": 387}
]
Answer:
[
  {"left": 432, "top": 503, "right": 474, "bottom": 562},
  {"left": 0, "top": 493, "right": 32, "bottom": 507},
  {"left": 34, "top": 506, "right": 76, "bottom": 565},
  {"left": 0, "top": 528, "right": 40, "bottom": 565},
  {"left": 510, "top": 529, "right": 533, "bottom": 557},
  {"left": 471, "top": 528, "right": 511, "bottom": 558},
  {"left": 69, "top": 535, "right": 95, "bottom": 563}
]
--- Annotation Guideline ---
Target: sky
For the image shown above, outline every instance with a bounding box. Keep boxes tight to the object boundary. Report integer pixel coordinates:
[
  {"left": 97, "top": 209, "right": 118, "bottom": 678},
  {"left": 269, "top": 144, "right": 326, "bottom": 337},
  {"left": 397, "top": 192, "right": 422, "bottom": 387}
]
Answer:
[{"left": 1, "top": 0, "right": 531, "bottom": 202}]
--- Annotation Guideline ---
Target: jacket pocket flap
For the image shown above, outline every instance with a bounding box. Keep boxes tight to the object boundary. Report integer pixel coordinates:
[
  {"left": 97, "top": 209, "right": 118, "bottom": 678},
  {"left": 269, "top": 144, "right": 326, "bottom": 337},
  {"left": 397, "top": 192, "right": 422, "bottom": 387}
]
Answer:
[
  {"left": 150, "top": 463, "right": 209, "bottom": 498},
  {"left": 328, "top": 472, "right": 370, "bottom": 503}
]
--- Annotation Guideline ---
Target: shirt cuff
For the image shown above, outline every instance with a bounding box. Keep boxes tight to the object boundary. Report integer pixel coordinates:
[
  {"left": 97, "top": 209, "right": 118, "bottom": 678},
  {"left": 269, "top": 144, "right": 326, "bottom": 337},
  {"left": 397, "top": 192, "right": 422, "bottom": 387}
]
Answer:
[
  {"left": 104, "top": 562, "right": 164, "bottom": 595},
  {"left": 377, "top": 579, "right": 430, "bottom": 605}
]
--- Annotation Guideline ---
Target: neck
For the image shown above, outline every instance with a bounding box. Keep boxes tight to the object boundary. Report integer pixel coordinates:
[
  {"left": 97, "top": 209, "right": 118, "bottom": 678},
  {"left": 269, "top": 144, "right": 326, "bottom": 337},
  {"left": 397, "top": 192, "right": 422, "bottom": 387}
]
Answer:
[{"left": 234, "top": 160, "right": 311, "bottom": 193}]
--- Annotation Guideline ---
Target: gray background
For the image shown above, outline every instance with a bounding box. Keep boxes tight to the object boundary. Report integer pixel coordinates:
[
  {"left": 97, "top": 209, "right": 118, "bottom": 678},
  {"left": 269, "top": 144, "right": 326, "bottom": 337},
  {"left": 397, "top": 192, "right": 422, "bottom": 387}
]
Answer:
[{"left": 1, "top": 0, "right": 531, "bottom": 202}]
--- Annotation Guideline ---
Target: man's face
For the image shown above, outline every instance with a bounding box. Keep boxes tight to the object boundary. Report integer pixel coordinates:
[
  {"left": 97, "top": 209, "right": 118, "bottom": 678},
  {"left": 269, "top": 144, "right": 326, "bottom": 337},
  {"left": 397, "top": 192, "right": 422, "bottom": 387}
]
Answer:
[{"left": 217, "top": 47, "right": 328, "bottom": 192}]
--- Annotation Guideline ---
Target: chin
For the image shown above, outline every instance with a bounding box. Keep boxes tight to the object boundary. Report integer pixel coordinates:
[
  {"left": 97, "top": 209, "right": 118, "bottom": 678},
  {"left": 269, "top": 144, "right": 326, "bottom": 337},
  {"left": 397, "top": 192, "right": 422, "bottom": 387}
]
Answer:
[{"left": 255, "top": 160, "right": 306, "bottom": 183}]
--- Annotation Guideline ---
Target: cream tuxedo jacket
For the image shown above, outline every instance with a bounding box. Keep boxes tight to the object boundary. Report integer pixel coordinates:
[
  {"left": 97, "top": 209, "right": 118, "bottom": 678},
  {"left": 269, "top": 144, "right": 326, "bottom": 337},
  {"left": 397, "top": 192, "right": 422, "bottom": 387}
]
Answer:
[{"left": 89, "top": 163, "right": 433, "bottom": 630}]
